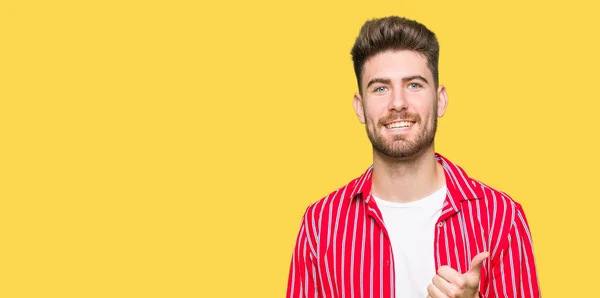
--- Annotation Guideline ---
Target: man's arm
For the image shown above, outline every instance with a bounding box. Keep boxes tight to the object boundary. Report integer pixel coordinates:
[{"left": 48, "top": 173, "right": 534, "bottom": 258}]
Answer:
[
  {"left": 483, "top": 205, "right": 540, "bottom": 298},
  {"left": 286, "top": 211, "right": 319, "bottom": 298},
  {"left": 427, "top": 204, "right": 540, "bottom": 298}
]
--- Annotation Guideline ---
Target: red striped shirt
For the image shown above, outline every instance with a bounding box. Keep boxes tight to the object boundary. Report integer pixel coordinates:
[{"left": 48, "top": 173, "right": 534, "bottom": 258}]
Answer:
[{"left": 287, "top": 153, "right": 540, "bottom": 298}]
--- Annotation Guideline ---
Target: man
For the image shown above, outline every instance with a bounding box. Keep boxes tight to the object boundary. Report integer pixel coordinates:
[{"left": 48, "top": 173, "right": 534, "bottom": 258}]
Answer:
[{"left": 287, "top": 16, "right": 540, "bottom": 298}]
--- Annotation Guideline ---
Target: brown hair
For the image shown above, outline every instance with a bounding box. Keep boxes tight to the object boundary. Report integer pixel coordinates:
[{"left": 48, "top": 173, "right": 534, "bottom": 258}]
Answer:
[{"left": 351, "top": 16, "right": 440, "bottom": 92}]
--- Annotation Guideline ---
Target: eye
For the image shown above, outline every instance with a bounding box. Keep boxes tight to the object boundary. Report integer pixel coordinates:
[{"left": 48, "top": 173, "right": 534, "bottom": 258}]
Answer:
[
  {"left": 407, "top": 83, "right": 422, "bottom": 90},
  {"left": 374, "top": 86, "right": 388, "bottom": 93}
]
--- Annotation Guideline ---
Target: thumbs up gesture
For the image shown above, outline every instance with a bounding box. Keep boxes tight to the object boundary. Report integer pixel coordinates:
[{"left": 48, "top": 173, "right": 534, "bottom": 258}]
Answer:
[{"left": 426, "top": 252, "right": 490, "bottom": 298}]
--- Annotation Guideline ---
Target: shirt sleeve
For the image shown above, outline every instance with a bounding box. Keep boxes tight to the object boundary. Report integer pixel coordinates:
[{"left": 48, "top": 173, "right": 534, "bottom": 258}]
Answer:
[
  {"left": 483, "top": 205, "right": 541, "bottom": 298},
  {"left": 287, "top": 211, "right": 319, "bottom": 298}
]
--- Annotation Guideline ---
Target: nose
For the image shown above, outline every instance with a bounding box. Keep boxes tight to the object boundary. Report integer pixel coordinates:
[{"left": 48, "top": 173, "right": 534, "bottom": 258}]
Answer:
[{"left": 389, "top": 88, "right": 407, "bottom": 111}]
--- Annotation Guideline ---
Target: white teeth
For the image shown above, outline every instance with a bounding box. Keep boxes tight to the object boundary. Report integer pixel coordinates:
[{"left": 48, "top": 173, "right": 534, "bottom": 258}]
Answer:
[{"left": 386, "top": 121, "right": 414, "bottom": 129}]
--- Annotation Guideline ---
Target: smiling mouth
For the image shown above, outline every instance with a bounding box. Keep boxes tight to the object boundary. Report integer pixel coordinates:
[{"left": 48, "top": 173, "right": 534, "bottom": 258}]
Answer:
[{"left": 384, "top": 121, "right": 415, "bottom": 129}]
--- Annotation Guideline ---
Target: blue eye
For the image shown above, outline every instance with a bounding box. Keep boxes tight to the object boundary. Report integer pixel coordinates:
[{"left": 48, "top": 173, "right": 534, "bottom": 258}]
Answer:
[
  {"left": 375, "top": 86, "right": 387, "bottom": 93},
  {"left": 408, "top": 83, "right": 421, "bottom": 89}
]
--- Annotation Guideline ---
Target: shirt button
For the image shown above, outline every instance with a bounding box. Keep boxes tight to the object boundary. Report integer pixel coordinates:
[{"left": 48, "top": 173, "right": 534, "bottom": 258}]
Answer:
[{"left": 437, "top": 222, "right": 444, "bottom": 228}]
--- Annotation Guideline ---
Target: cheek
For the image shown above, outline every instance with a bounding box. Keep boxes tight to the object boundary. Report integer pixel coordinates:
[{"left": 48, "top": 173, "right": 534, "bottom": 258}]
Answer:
[
  {"left": 363, "top": 104, "right": 384, "bottom": 123},
  {"left": 366, "top": 113, "right": 379, "bottom": 127},
  {"left": 410, "top": 98, "right": 436, "bottom": 117}
]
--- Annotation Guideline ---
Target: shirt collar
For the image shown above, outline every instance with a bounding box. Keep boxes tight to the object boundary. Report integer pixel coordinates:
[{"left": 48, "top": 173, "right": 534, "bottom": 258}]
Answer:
[{"left": 351, "top": 153, "right": 484, "bottom": 210}]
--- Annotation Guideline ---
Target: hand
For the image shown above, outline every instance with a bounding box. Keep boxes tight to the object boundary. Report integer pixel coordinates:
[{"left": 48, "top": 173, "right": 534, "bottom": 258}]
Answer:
[{"left": 426, "top": 252, "right": 489, "bottom": 298}]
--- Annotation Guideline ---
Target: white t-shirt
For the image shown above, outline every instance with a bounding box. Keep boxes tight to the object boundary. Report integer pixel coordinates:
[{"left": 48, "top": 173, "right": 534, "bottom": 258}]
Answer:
[{"left": 373, "top": 185, "right": 447, "bottom": 298}]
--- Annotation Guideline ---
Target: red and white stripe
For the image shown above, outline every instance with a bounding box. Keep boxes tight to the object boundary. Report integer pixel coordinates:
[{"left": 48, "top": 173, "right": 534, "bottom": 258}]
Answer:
[{"left": 287, "top": 153, "right": 540, "bottom": 298}]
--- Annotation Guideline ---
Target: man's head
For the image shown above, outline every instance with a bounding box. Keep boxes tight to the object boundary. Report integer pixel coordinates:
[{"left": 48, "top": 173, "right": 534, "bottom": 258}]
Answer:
[
  {"left": 351, "top": 16, "right": 448, "bottom": 159},
  {"left": 351, "top": 16, "right": 440, "bottom": 93}
]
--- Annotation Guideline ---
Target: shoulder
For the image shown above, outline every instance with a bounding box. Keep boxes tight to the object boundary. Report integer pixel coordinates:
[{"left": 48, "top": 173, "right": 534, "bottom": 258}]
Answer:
[
  {"left": 467, "top": 178, "right": 532, "bottom": 246},
  {"left": 471, "top": 178, "right": 525, "bottom": 215},
  {"left": 300, "top": 167, "right": 371, "bottom": 231},
  {"left": 304, "top": 174, "right": 364, "bottom": 222},
  {"left": 296, "top": 173, "right": 366, "bottom": 252},
  {"left": 466, "top": 178, "right": 537, "bottom": 265}
]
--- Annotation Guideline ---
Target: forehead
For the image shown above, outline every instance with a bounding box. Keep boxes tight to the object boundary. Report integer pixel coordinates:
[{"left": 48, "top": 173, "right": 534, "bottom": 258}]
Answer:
[{"left": 362, "top": 50, "right": 432, "bottom": 83}]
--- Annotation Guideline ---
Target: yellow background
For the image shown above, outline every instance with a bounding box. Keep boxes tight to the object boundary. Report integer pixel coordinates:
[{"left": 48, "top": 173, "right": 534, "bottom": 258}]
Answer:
[{"left": 1, "top": 0, "right": 598, "bottom": 297}]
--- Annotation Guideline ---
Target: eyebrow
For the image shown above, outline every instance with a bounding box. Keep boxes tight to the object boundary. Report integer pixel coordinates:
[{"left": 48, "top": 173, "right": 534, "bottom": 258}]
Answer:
[
  {"left": 366, "top": 78, "right": 391, "bottom": 89},
  {"left": 403, "top": 75, "right": 429, "bottom": 85},
  {"left": 366, "top": 75, "right": 430, "bottom": 89}
]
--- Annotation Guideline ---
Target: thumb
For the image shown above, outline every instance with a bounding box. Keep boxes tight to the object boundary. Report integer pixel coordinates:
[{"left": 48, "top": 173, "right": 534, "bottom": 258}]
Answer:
[{"left": 467, "top": 251, "right": 490, "bottom": 275}]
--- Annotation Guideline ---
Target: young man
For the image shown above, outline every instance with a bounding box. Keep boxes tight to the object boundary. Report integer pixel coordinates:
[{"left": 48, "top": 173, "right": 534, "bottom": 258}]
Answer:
[{"left": 287, "top": 16, "right": 540, "bottom": 298}]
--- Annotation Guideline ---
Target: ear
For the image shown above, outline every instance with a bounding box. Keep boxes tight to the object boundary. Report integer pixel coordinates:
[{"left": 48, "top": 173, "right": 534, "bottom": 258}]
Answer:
[
  {"left": 353, "top": 92, "right": 366, "bottom": 124},
  {"left": 436, "top": 85, "right": 448, "bottom": 117}
]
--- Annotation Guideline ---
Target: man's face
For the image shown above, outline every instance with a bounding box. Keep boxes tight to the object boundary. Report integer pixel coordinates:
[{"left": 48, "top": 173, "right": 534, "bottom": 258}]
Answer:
[{"left": 353, "top": 50, "right": 448, "bottom": 159}]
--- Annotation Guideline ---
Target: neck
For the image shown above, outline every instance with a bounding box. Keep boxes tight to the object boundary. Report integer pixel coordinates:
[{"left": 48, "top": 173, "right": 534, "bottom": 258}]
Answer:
[{"left": 371, "top": 145, "right": 446, "bottom": 203}]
